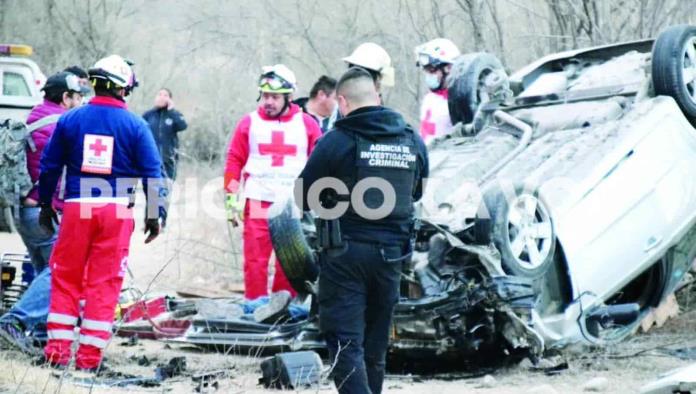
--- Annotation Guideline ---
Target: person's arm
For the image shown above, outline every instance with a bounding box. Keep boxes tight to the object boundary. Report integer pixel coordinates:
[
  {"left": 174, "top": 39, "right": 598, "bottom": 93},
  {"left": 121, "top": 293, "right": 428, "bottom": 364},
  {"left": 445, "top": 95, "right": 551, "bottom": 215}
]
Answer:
[
  {"left": 413, "top": 133, "right": 429, "bottom": 202},
  {"left": 170, "top": 110, "right": 188, "bottom": 132},
  {"left": 297, "top": 133, "right": 335, "bottom": 211},
  {"left": 223, "top": 116, "right": 251, "bottom": 193},
  {"left": 302, "top": 113, "right": 323, "bottom": 155},
  {"left": 134, "top": 118, "right": 163, "bottom": 177},
  {"left": 38, "top": 119, "right": 67, "bottom": 205},
  {"left": 134, "top": 119, "right": 166, "bottom": 241}
]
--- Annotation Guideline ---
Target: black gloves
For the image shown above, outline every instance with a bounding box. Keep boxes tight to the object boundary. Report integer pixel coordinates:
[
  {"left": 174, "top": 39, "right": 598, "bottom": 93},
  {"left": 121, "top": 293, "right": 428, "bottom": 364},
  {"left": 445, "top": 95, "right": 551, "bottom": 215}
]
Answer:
[
  {"left": 144, "top": 218, "right": 160, "bottom": 244},
  {"left": 38, "top": 203, "right": 59, "bottom": 234}
]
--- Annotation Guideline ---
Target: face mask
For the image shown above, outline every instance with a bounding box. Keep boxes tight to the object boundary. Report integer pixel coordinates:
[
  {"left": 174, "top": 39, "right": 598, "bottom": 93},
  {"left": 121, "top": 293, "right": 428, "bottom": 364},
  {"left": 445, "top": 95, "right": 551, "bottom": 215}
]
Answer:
[{"left": 424, "top": 73, "right": 442, "bottom": 91}]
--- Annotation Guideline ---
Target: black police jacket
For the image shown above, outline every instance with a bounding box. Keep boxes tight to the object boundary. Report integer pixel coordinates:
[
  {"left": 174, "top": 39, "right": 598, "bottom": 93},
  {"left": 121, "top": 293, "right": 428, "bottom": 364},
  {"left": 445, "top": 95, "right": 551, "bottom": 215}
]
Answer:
[
  {"left": 298, "top": 106, "right": 429, "bottom": 245},
  {"left": 143, "top": 107, "right": 187, "bottom": 179}
]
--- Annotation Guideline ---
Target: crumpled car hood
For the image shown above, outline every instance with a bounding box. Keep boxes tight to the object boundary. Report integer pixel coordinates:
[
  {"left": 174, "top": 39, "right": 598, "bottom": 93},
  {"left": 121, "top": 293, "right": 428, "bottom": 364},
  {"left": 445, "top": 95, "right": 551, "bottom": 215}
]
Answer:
[{"left": 417, "top": 130, "right": 517, "bottom": 231}]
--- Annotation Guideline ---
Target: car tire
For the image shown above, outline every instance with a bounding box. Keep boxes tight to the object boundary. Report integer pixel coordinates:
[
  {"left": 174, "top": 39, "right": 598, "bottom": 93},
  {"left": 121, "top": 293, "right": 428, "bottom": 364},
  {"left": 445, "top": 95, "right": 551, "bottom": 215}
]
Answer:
[
  {"left": 268, "top": 199, "right": 318, "bottom": 295},
  {"left": 652, "top": 24, "right": 696, "bottom": 120},
  {"left": 484, "top": 184, "right": 556, "bottom": 278},
  {"left": 447, "top": 53, "right": 507, "bottom": 126}
]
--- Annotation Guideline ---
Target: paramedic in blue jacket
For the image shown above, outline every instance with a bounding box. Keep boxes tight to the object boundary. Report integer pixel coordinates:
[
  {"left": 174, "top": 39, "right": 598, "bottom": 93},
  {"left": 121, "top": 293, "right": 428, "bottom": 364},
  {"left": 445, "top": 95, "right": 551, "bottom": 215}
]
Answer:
[
  {"left": 37, "top": 55, "right": 165, "bottom": 372},
  {"left": 297, "top": 67, "right": 428, "bottom": 394}
]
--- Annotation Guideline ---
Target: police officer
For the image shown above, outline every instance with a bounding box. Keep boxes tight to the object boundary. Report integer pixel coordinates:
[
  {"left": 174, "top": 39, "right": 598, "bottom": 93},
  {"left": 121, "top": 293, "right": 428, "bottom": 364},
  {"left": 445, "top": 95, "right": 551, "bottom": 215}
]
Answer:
[{"left": 297, "top": 67, "right": 428, "bottom": 394}]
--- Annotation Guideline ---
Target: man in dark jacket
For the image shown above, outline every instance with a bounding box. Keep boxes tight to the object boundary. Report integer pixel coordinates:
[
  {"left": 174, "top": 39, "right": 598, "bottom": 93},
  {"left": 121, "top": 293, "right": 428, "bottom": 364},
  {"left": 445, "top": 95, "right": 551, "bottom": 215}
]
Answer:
[
  {"left": 297, "top": 67, "right": 428, "bottom": 394},
  {"left": 292, "top": 75, "right": 337, "bottom": 133},
  {"left": 143, "top": 88, "right": 187, "bottom": 180}
]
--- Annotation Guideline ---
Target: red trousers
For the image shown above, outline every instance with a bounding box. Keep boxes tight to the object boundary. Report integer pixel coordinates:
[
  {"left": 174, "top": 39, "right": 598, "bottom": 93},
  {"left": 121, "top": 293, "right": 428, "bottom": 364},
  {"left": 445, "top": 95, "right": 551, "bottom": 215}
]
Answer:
[
  {"left": 44, "top": 202, "right": 134, "bottom": 369},
  {"left": 243, "top": 199, "right": 296, "bottom": 300}
]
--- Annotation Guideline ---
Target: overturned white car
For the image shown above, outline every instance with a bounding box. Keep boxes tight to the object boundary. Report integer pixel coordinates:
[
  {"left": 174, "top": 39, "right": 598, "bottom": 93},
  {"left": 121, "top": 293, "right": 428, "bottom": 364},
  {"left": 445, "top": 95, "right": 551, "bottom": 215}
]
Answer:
[
  {"left": 182, "top": 25, "right": 696, "bottom": 364},
  {"left": 395, "top": 24, "right": 696, "bottom": 359}
]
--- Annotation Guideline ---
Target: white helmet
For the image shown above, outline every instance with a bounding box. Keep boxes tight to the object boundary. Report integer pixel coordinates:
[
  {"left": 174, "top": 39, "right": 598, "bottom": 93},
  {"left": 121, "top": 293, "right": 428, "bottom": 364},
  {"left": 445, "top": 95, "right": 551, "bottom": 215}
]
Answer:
[
  {"left": 343, "top": 43, "right": 394, "bottom": 87},
  {"left": 88, "top": 54, "right": 134, "bottom": 89},
  {"left": 258, "top": 64, "right": 297, "bottom": 94},
  {"left": 415, "top": 38, "right": 461, "bottom": 68}
]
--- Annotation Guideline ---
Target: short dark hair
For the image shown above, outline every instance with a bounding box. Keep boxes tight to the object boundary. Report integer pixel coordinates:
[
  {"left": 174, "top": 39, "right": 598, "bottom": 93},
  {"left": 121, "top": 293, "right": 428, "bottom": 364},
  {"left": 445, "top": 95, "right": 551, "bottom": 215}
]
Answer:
[
  {"left": 346, "top": 63, "right": 380, "bottom": 84},
  {"left": 92, "top": 79, "right": 123, "bottom": 100},
  {"left": 309, "top": 75, "right": 337, "bottom": 99},
  {"left": 160, "top": 87, "right": 172, "bottom": 98},
  {"left": 336, "top": 67, "right": 374, "bottom": 95},
  {"left": 63, "top": 65, "right": 88, "bottom": 79},
  {"left": 44, "top": 90, "right": 79, "bottom": 104}
]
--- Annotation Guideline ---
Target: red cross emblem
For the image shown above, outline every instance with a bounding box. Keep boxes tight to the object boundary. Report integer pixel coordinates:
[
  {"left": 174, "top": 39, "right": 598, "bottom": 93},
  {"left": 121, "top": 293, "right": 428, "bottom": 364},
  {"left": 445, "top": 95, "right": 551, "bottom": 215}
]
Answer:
[
  {"left": 89, "top": 138, "right": 109, "bottom": 157},
  {"left": 258, "top": 131, "right": 297, "bottom": 167},
  {"left": 421, "top": 109, "right": 436, "bottom": 138}
]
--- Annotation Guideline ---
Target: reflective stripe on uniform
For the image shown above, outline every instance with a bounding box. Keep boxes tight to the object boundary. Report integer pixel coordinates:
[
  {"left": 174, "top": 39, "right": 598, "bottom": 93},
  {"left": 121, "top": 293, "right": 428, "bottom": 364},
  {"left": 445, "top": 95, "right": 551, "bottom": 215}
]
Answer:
[
  {"left": 79, "top": 334, "right": 109, "bottom": 349},
  {"left": 47, "top": 313, "right": 78, "bottom": 326},
  {"left": 47, "top": 329, "right": 76, "bottom": 341},
  {"left": 81, "top": 319, "right": 112, "bottom": 332}
]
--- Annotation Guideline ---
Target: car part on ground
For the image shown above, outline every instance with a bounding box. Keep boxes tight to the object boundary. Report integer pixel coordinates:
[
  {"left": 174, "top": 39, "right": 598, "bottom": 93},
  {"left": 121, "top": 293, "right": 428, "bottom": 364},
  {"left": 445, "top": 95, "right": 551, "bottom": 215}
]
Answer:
[
  {"left": 640, "top": 362, "right": 696, "bottom": 394},
  {"left": 268, "top": 199, "right": 318, "bottom": 296},
  {"left": 259, "top": 351, "right": 323, "bottom": 390}
]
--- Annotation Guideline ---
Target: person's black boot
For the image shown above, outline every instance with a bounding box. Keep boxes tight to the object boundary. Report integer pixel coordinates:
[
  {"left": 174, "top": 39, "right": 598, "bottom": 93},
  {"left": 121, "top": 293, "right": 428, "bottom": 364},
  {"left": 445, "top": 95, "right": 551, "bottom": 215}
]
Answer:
[{"left": 0, "top": 320, "right": 39, "bottom": 355}]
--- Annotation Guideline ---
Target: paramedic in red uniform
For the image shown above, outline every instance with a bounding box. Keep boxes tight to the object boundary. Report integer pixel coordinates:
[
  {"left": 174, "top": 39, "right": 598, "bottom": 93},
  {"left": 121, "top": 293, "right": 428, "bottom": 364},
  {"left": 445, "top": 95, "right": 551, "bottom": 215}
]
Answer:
[
  {"left": 38, "top": 55, "right": 164, "bottom": 371},
  {"left": 415, "top": 38, "right": 461, "bottom": 144},
  {"left": 224, "top": 64, "right": 322, "bottom": 300}
]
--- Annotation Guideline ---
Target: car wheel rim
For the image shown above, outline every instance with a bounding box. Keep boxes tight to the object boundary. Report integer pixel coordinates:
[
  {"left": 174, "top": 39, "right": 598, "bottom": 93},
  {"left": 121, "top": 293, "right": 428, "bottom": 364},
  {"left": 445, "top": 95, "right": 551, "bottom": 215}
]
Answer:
[
  {"left": 506, "top": 194, "right": 553, "bottom": 270},
  {"left": 682, "top": 36, "right": 696, "bottom": 104}
]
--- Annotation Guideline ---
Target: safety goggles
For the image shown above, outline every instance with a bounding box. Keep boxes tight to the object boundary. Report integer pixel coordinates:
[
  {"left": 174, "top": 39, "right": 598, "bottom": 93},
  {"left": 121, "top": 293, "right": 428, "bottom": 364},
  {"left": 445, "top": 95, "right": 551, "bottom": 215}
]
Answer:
[
  {"left": 258, "top": 73, "right": 293, "bottom": 91},
  {"left": 416, "top": 53, "right": 445, "bottom": 69}
]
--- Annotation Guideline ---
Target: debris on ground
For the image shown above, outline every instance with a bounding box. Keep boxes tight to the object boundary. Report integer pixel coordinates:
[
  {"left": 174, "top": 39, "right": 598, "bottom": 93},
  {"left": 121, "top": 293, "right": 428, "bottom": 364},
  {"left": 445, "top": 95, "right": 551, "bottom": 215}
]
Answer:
[
  {"left": 641, "top": 294, "right": 680, "bottom": 332},
  {"left": 640, "top": 363, "right": 696, "bottom": 394},
  {"left": 259, "top": 351, "right": 323, "bottom": 389},
  {"left": 479, "top": 374, "right": 497, "bottom": 388},
  {"left": 582, "top": 376, "right": 610, "bottom": 392},
  {"left": 192, "top": 369, "right": 229, "bottom": 393},
  {"left": 155, "top": 356, "right": 187, "bottom": 380},
  {"left": 527, "top": 384, "right": 561, "bottom": 394},
  {"left": 659, "top": 346, "right": 696, "bottom": 361}
]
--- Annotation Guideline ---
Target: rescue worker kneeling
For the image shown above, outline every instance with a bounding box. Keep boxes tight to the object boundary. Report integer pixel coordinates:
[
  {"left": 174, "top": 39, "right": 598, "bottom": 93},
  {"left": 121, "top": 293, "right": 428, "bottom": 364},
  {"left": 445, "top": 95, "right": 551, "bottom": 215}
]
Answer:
[
  {"left": 297, "top": 67, "right": 428, "bottom": 394},
  {"left": 38, "top": 55, "right": 164, "bottom": 371}
]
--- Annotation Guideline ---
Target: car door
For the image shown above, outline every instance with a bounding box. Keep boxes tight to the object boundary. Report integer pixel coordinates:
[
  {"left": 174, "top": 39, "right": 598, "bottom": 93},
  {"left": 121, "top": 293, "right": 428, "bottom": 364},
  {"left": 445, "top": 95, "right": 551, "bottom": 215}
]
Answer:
[{"left": 554, "top": 98, "right": 696, "bottom": 306}]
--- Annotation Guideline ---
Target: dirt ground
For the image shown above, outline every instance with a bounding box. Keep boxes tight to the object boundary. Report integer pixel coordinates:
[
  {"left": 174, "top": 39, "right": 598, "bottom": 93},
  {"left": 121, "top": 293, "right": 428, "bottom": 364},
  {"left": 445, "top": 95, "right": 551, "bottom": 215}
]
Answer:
[{"left": 1, "top": 165, "right": 695, "bottom": 393}]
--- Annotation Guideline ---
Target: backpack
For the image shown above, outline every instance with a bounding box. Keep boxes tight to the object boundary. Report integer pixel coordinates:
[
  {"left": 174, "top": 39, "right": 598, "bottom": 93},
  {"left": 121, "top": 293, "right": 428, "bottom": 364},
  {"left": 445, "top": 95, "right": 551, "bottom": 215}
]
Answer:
[{"left": 0, "top": 114, "right": 60, "bottom": 232}]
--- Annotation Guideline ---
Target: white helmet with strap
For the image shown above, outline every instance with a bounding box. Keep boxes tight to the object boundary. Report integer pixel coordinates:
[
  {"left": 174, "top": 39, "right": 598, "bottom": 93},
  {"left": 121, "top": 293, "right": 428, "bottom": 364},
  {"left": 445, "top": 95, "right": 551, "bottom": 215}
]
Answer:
[
  {"left": 258, "top": 64, "right": 297, "bottom": 94},
  {"left": 343, "top": 43, "right": 395, "bottom": 87},
  {"left": 88, "top": 54, "right": 134, "bottom": 89},
  {"left": 415, "top": 38, "right": 461, "bottom": 68}
]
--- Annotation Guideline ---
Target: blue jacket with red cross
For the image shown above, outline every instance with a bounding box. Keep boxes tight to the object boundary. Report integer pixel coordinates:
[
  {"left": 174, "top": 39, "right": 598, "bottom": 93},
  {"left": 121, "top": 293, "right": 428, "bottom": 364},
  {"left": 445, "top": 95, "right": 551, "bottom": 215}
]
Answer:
[{"left": 39, "top": 96, "right": 163, "bottom": 204}]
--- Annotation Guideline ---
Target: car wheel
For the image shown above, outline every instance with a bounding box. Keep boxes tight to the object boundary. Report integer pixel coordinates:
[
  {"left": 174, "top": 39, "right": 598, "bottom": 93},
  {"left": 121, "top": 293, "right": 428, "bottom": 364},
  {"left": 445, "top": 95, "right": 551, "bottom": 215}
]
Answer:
[
  {"left": 268, "top": 199, "right": 318, "bottom": 296},
  {"left": 485, "top": 185, "right": 556, "bottom": 278},
  {"left": 447, "top": 53, "right": 508, "bottom": 126},
  {"left": 652, "top": 24, "right": 696, "bottom": 120}
]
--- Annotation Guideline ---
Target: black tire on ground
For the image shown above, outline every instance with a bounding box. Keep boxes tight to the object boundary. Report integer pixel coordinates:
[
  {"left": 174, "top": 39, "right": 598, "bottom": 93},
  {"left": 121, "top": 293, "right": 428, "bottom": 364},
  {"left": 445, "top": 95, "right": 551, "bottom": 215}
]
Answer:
[
  {"left": 268, "top": 199, "right": 318, "bottom": 295},
  {"left": 652, "top": 24, "right": 696, "bottom": 120},
  {"left": 447, "top": 53, "right": 506, "bottom": 125},
  {"left": 483, "top": 184, "right": 556, "bottom": 278}
]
